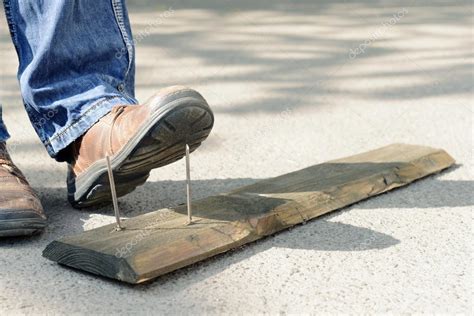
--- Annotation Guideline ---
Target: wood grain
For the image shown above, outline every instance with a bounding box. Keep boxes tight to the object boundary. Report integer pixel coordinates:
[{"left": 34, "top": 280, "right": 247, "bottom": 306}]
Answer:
[{"left": 43, "top": 144, "right": 455, "bottom": 283}]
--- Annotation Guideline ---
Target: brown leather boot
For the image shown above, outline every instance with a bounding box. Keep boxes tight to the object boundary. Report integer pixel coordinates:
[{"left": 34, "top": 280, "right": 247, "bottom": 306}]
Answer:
[
  {"left": 67, "top": 86, "right": 214, "bottom": 208},
  {"left": 0, "top": 142, "right": 46, "bottom": 237}
]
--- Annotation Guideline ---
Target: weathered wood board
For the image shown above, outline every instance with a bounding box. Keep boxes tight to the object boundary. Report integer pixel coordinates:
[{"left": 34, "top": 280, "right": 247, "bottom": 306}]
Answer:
[{"left": 43, "top": 144, "right": 455, "bottom": 284}]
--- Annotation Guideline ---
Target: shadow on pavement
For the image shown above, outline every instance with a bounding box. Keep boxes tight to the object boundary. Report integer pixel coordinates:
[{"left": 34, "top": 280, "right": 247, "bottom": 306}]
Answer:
[{"left": 1, "top": 167, "right": 470, "bottom": 287}]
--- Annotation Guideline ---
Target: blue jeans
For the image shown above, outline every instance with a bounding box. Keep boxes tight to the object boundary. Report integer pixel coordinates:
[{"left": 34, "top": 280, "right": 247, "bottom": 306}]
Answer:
[{"left": 0, "top": 0, "right": 138, "bottom": 160}]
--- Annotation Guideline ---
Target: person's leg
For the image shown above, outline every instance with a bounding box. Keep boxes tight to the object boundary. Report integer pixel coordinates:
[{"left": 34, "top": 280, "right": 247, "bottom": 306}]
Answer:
[
  {"left": 3, "top": 0, "right": 214, "bottom": 209},
  {"left": 1, "top": 0, "right": 135, "bottom": 236},
  {"left": 3, "top": 0, "right": 137, "bottom": 160},
  {"left": 0, "top": 105, "right": 46, "bottom": 237}
]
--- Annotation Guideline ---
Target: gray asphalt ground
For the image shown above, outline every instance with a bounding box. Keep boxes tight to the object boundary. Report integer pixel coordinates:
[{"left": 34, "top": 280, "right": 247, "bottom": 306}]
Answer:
[{"left": 0, "top": 0, "right": 472, "bottom": 314}]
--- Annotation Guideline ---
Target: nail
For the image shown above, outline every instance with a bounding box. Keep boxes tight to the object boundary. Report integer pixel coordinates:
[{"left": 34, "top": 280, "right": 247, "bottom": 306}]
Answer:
[
  {"left": 106, "top": 155, "right": 123, "bottom": 231},
  {"left": 185, "top": 144, "right": 192, "bottom": 225}
]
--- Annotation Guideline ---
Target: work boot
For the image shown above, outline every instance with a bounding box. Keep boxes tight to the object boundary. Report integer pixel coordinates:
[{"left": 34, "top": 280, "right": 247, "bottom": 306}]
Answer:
[
  {"left": 67, "top": 86, "right": 214, "bottom": 208},
  {"left": 0, "top": 142, "right": 46, "bottom": 237}
]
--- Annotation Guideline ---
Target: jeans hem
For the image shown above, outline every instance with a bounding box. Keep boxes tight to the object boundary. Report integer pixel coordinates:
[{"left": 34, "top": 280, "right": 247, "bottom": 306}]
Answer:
[{"left": 43, "top": 95, "right": 135, "bottom": 158}]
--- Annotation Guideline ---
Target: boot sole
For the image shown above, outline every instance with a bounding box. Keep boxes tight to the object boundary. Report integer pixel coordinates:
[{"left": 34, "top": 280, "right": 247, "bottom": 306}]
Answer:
[
  {"left": 0, "top": 211, "right": 46, "bottom": 237},
  {"left": 67, "top": 92, "right": 214, "bottom": 208}
]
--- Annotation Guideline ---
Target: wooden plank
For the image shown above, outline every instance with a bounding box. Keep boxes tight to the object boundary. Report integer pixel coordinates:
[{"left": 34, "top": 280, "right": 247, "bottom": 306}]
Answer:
[{"left": 43, "top": 144, "right": 455, "bottom": 284}]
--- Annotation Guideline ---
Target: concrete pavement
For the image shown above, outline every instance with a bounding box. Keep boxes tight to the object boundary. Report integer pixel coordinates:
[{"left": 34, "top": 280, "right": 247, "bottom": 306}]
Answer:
[{"left": 0, "top": 0, "right": 472, "bottom": 314}]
